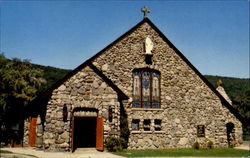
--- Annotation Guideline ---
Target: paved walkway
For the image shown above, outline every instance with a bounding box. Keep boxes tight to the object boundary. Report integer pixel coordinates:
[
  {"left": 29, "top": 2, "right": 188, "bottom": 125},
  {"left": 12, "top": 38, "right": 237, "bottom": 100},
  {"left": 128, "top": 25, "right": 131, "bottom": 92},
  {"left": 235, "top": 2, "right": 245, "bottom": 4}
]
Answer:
[
  {"left": 234, "top": 141, "right": 250, "bottom": 151},
  {"left": 0, "top": 147, "right": 124, "bottom": 158},
  {"left": 1, "top": 144, "right": 249, "bottom": 158}
]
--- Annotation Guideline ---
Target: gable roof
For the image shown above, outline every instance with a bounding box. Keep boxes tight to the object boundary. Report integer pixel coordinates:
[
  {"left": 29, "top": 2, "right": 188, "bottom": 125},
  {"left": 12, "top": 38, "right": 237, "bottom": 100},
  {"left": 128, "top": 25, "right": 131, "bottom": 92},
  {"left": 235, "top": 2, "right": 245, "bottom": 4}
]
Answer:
[
  {"left": 28, "top": 18, "right": 245, "bottom": 123},
  {"left": 29, "top": 60, "right": 129, "bottom": 103}
]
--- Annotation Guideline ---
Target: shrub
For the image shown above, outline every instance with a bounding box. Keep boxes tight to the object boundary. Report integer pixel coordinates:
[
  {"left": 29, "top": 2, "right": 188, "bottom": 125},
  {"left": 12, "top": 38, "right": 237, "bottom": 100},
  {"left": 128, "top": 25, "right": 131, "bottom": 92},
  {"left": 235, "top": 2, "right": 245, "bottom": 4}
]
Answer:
[
  {"left": 120, "top": 103, "right": 130, "bottom": 149},
  {"left": 229, "top": 140, "right": 237, "bottom": 148},
  {"left": 192, "top": 142, "right": 200, "bottom": 150},
  {"left": 119, "top": 137, "right": 127, "bottom": 149},
  {"left": 105, "top": 136, "right": 125, "bottom": 152},
  {"left": 120, "top": 116, "right": 129, "bottom": 149},
  {"left": 207, "top": 140, "right": 214, "bottom": 149}
]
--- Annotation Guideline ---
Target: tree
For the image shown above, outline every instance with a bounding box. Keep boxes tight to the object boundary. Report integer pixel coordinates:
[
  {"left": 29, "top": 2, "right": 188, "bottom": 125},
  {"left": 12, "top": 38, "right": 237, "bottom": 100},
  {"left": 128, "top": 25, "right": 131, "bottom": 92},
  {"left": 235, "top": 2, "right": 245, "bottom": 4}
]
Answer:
[
  {"left": 232, "top": 87, "right": 250, "bottom": 140},
  {"left": 0, "top": 54, "right": 46, "bottom": 143},
  {"left": 233, "top": 87, "right": 250, "bottom": 120}
]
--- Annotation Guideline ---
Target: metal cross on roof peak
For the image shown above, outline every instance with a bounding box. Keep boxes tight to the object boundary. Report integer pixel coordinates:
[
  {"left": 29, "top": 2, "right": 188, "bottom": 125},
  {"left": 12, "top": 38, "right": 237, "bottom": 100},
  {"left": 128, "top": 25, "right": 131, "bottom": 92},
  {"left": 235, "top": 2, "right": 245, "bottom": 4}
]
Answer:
[{"left": 141, "top": 6, "right": 150, "bottom": 19}]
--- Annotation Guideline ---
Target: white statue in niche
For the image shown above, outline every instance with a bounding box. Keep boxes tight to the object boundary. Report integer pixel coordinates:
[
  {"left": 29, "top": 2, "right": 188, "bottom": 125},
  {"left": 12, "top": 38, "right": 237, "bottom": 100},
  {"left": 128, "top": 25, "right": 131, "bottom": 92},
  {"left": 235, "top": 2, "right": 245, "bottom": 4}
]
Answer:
[{"left": 145, "top": 36, "right": 153, "bottom": 55}]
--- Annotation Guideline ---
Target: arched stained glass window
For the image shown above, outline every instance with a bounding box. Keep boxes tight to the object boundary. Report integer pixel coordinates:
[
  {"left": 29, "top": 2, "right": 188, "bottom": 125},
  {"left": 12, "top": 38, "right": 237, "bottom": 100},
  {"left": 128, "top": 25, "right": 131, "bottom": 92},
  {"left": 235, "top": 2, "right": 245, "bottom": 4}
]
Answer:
[
  {"left": 132, "top": 68, "right": 160, "bottom": 108},
  {"left": 152, "top": 72, "right": 160, "bottom": 108},
  {"left": 142, "top": 71, "right": 150, "bottom": 108},
  {"left": 132, "top": 71, "right": 141, "bottom": 108}
]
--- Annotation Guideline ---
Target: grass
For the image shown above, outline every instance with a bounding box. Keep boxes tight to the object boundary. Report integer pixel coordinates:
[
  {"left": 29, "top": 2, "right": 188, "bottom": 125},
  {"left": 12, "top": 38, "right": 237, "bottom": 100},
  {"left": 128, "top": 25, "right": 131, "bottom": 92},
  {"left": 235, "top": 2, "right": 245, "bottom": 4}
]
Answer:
[
  {"left": 0, "top": 150, "right": 13, "bottom": 153},
  {"left": 0, "top": 149, "right": 38, "bottom": 158},
  {"left": 114, "top": 148, "right": 250, "bottom": 157}
]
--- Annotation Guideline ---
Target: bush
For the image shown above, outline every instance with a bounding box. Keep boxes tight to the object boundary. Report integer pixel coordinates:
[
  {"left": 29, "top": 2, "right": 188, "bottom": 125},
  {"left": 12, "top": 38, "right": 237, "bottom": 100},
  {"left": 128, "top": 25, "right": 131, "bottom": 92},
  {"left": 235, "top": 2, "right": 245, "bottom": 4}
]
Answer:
[
  {"left": 120, "top": 116, "right": 129, "bottom": 149},
  {"left": 192, "top": 142, "right": 200, "bottom": 150},
  {"left": 119, "top": 137, "right": 127, "bottom": 149},
  {"left": 120, "top": 103, "right": 130, "bottom": 149},
  {"left": 105, "top": 136, "right": 125, "bottom": 152},
  {"left": 207, "top": 140, "right": 214, "bottom": 149},
  {"left": 229, "top": 140, "right": 237, "bottom": 148}
]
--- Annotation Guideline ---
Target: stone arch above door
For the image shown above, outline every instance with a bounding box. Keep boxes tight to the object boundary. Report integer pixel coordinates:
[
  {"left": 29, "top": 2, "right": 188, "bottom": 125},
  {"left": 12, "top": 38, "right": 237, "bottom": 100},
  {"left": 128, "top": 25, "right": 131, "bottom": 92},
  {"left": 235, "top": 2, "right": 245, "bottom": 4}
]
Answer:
[{"left": 72, "top": 107, "right": 98, "bottom": 117}]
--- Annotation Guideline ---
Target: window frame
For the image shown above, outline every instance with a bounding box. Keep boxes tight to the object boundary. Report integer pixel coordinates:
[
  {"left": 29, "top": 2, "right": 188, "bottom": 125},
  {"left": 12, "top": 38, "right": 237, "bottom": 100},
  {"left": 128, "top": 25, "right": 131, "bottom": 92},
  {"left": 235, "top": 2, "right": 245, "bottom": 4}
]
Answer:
[
  {"left": 154, "top": 119, "right": 162, "bottom": 131},
  {"left": 197, "top": 125, "right": 205, "bottom": 137},
  {"left": 131, "top": 119, "right": 140, "bottom": 131},
  {"left": 143, "top": 119, "right": 151, "bottom": 131},
  {"left": 132, "top": 68, "right": 161, "bottom": 108}
]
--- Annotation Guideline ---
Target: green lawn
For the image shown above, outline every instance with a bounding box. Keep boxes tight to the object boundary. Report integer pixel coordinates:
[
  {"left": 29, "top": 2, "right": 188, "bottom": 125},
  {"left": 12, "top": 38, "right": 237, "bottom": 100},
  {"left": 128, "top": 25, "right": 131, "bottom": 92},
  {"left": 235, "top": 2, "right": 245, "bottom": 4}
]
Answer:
[
  {"left": 0, "top": 150, "right": 38, "bottom": 158},
  {"left": 0, "top": 150, "right": 13, "bottom": 153},
  {"left": 114, "top": 148, "right": 250, "bottom": 157}
]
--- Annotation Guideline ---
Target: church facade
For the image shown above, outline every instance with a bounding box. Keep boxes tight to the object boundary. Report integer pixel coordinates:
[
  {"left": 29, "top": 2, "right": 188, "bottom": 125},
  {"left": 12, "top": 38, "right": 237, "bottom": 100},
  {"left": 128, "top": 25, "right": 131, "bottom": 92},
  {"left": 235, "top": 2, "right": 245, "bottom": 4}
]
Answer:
[{"left": 23, "top": 17, "right": 243, "bottom": 151}]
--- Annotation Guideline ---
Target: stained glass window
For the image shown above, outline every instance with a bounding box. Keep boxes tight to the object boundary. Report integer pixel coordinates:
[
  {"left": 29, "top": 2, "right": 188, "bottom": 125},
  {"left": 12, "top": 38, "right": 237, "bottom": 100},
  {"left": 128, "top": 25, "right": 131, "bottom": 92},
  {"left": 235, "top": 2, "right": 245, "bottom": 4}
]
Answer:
[
  {"left": 132, "top": 69, "right": 160, "bottom": 108},
  {"left": 152, "top": 72, "right": 160, "bottom": 108},
  {"left": 142, "top": 71, "right": 150, "bottom": 108},
  {"left": 132, "top": 71, "right": 141, "bottom": 108}
]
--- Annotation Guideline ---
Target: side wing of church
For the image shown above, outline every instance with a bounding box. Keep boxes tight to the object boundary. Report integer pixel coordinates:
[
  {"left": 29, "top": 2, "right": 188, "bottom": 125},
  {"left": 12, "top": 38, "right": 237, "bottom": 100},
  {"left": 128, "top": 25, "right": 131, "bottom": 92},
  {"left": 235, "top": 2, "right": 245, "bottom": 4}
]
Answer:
[{"left": 23, "top": 17, "right": 243, "bottom": 151}]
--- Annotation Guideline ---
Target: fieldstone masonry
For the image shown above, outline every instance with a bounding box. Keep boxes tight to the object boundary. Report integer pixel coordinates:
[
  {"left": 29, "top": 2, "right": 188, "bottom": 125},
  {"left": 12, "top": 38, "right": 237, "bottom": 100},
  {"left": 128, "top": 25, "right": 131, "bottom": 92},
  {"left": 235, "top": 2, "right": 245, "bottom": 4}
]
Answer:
[
  {"left": 23, "top": 18, "right": 242, "bottom": 151},
  {"left": 35, "top": 116, "right": 43, "bottom": 148},
  {"left": 44, "top": 66, "right": 120, "bottom": 151},
  {"left": 92, "top": 21, "right": 242, "bottom": 149},
  {"left": 23, "top": 119, "right": 29, "bottom": 146},
  {"left": 216, "top": 86, "right": 232, "bottom": 105},
  {"left": 23, "top": 66, "right": 121, "bottom": 151}
]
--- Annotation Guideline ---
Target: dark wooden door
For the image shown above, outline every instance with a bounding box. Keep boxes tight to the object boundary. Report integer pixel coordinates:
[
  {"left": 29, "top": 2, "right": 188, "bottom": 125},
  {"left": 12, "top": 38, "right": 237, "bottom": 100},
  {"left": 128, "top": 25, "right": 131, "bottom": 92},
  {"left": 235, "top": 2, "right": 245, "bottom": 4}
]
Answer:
[
  {"left": 28, "top": 117, "right": 37, "bottom": 147},
  {"left": 96, "top": 117, "right": 104, "bottom": 151}
]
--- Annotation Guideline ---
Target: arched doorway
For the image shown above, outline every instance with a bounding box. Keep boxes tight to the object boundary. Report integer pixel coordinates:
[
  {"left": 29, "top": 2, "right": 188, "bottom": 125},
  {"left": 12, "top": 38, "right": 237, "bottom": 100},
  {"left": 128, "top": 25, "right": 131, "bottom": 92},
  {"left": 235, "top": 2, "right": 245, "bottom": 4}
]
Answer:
[
  {"left": 71, "top": 108, "right": 103, "bottom": 152},
  {"left": 226, "top": 122, "right": 235, "bottom": 147}
]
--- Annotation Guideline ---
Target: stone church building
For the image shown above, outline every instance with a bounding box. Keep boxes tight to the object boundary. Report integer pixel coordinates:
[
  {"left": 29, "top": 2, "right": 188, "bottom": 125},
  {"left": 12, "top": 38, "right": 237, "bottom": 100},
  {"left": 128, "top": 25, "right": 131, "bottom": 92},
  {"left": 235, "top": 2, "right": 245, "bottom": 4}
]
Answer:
[{"left": 23, "top": 11, "right": 243, "bottom": 152}]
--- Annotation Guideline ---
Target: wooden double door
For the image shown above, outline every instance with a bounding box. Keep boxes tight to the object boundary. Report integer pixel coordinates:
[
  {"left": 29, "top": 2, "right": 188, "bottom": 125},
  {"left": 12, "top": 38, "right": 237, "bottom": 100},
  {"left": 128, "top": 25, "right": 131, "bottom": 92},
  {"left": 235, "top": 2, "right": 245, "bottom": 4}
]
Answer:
[{"left": 72, "top": 117, "right": 103, "bottom": 152}]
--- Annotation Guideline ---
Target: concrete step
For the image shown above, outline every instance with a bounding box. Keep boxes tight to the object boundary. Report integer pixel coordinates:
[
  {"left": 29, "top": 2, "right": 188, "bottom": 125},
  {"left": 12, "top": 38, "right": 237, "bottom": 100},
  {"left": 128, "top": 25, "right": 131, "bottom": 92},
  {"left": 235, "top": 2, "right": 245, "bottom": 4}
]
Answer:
[
  {"left": 241, "top": 141, "right": 250, "bottom": 146},
  {"left": 74, "top": 147, "right": 98, "bottom": 153},
  {"left": 234, "top": 141, "right": 250, "bottom": 150}
]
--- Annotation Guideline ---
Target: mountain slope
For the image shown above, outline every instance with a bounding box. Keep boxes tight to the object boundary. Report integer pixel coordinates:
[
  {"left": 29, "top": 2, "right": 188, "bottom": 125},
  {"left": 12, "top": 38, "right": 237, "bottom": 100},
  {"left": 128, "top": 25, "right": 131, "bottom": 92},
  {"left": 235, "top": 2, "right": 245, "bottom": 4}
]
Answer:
[{"left": 204, "top": 75, "right": 249, "bottom": 100}]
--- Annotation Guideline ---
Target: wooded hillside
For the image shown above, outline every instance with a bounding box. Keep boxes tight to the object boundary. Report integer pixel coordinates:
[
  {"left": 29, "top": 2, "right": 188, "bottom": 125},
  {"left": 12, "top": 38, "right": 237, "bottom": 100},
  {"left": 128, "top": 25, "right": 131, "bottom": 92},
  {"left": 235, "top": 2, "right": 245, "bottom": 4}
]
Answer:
[
  {"left": 204, "top": 75, "right": 249, "bottom": 101},
  {"left": 31, "top": 64, "right": 70, "bottom": 93}
]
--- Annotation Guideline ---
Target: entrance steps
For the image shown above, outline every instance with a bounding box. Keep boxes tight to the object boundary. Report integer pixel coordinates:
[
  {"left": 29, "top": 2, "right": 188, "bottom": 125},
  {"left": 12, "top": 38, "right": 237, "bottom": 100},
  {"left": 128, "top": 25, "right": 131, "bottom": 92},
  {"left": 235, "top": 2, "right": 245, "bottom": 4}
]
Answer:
[
  {"left": 234, "top": 141, "right": 250, "bottom": 150},
  {"left": 241, "top": 141, "right": 250, "bottom": 146}
]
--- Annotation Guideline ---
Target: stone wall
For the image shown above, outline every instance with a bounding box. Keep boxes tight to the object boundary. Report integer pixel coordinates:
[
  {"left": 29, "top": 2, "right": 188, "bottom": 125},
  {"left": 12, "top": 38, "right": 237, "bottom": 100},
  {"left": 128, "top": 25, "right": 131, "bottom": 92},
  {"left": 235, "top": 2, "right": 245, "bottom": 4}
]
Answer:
[
  {"left": 216, "top": 86, "right": 232, "bottom": 105},
  {"left": 43, "top": 66, "right": 120, "bottom": 151},
  {"left": 24, "top": 19, "right": 243, "bottom": 151},
  {"left": 36, "top": 115, "right": 43, "bottom": 148},
  {"left": 23, "top": 119, "right": 30, "bottom": 147},
  {"left": 92, "top": 21, "right": 242, "bottom": 149}
]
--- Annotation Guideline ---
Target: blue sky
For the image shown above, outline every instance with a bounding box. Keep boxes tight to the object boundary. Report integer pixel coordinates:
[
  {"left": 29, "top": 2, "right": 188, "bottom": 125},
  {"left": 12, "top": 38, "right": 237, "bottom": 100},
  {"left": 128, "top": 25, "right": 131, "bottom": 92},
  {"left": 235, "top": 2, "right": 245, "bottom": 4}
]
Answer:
[{"left": 1, "top": 1, "right": 249, "bottom": 78}]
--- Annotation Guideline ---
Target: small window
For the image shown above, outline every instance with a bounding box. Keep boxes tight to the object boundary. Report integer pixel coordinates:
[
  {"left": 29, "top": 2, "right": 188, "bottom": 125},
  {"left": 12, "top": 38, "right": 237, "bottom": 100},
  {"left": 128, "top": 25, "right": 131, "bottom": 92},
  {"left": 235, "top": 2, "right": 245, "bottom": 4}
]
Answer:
[
  {"left": 108, "top": 106, "right": 113, "bottom": 122},
  {"left": 145, "top": 54, "right": 153, "bottom": 65},
  {"left": 143, "top": 120, "right": 151, "bottom": 131},
  {"left": 63, "top": 104, "right": 68, "bottom": 122},
  {"left": 132, "top": 119, "right": 140, "bottom": 131},
  {"left": 154, "top": 119, "right": 161, "bottom": 131},
  {"left": 197, "top": 125, "right": 205, "bottom": 137}
]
